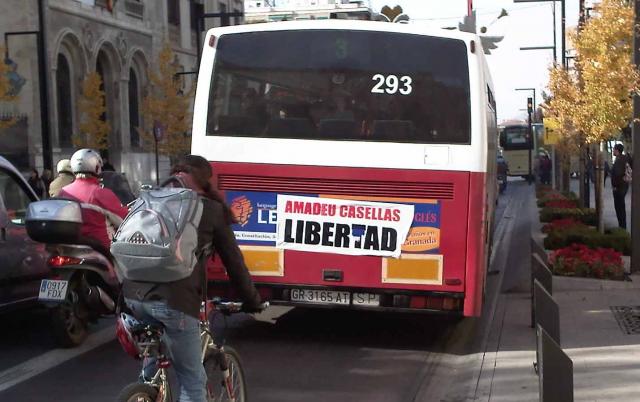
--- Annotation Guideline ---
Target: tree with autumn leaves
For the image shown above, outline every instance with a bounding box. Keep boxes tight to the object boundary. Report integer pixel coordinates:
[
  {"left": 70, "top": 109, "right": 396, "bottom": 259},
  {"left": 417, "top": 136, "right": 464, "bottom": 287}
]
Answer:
[
  {"left": 140, "top": 44, "right": 193, "bottom": 161},
  {"left": 0, "top": 46, "right": 17, "bottom": 129},
  {"left": 544, "top": 0, "right": 639, "bottom": 232},
  {"left": 77, "top": 71, "right": 110, "bottom": 149}
]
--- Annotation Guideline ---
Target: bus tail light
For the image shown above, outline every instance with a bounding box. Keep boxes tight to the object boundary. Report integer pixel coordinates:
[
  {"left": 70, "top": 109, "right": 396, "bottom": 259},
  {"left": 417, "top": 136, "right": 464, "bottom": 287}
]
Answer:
[
  {"left": 445, "top": 278, "right": 462, "bottom": 286},
  {"left": 409, "top": 296, "right": 426, "bottom": 309},
  {"left": 425, "top": 296, "right": 444, "bottom": 310},
  {"left": 392, "top": 295, "right": 410, "bottom": 308},
  {"left": 209, "top": 35, "right": 217, "bottom": 48},
  {"left": 258, "top": 287, "right": 272, "bottom": 301},
  {"left": 443, "top": 297, "right": 461, "bottom": 311}
]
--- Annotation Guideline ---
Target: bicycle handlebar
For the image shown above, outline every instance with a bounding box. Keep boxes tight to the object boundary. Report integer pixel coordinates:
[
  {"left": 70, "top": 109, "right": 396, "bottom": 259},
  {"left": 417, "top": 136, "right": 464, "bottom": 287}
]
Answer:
[{"left": 211, "top": 298, "right": 269, "bottom": 314}]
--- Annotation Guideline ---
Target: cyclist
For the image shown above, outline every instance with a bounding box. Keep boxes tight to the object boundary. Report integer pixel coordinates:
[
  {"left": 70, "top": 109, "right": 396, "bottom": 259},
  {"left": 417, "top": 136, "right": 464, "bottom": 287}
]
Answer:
[
  {"left": 59, "top": 149, "right": 128, "bottom": 254},
  {"left": 122, "top": 154, "right": 262, "bottom": 402}
]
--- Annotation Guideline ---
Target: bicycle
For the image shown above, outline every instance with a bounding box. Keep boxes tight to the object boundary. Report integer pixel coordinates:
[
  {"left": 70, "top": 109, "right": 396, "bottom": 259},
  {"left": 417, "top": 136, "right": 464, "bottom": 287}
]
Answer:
[{"left": 116, "top": 298, "right": 267, "bottom": 402}]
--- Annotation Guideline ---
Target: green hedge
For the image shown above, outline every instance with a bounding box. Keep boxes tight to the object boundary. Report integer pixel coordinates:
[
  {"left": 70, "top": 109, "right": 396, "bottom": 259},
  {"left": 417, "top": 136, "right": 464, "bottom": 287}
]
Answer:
[
  {"left": 544, "top": 226, "right": 631, "bottom": 255},
  {"left": 539, "top": 207, "right": 597, "bottom": 226}
]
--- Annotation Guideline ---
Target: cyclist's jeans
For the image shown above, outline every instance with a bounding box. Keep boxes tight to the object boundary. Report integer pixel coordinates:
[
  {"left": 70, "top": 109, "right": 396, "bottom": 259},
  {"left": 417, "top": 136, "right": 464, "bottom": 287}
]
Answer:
[{"left": 125, "top": 298, "right": 207, "bottom": 402}]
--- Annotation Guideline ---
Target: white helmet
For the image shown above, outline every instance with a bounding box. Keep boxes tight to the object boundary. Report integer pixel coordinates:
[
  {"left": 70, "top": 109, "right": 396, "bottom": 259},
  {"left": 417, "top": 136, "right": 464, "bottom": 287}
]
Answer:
[
  {"left": 56, "top": 159, "right": 72, "bottom": 174},
  {"left": 70, "top": 149, "right": 103, "bottom": 176}
]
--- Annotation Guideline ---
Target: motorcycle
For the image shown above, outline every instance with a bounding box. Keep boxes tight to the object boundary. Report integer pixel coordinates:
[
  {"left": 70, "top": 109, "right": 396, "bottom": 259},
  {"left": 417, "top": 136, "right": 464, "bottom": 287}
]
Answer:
[
  {"left": 497, "top": 172, "right": 508, "bottom": 194},
  {"left": 497, "top": 155, "right": 509, "bottom": 194},
  {"left": 26, "top": 199, "right": 120, "bottom": 347}
]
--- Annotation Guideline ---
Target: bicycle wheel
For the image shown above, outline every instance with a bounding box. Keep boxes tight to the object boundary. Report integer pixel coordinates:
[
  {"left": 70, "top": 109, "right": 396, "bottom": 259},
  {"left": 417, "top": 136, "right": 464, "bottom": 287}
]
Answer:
[
  {"left": 116, "top": 383, "right": 158, "bottom": 402},
  {"left": 205, "top": 346, "right": 247, "bottom": 402}
]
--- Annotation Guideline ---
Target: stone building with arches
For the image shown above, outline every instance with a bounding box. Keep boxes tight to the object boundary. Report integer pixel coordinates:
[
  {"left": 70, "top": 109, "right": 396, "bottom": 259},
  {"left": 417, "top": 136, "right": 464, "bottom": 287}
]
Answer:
[{"left": 0, "top": 0, "right": 242, "bottom": 187}]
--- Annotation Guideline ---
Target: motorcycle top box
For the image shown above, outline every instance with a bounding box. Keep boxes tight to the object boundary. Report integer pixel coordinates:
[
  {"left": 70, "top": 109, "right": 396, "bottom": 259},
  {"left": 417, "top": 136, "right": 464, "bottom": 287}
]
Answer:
[{"left": 26, "top": 199, "right": 82, "bottom": 244}]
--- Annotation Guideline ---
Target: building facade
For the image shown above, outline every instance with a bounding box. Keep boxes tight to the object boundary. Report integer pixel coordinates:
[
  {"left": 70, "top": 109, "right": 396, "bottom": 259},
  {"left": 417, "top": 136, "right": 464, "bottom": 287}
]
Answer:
[
  {"left": 0, "top": 0, "right": 242, "bottom": 187},
  {"left": 244, "top": 0, "right": 372, "bottom": 23}
]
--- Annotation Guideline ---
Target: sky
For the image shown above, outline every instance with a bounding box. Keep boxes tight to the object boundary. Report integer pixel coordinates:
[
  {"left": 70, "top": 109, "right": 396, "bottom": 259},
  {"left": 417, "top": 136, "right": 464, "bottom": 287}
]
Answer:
[{"left": 369, "top": 0, "right": 583, "bottom": 122}]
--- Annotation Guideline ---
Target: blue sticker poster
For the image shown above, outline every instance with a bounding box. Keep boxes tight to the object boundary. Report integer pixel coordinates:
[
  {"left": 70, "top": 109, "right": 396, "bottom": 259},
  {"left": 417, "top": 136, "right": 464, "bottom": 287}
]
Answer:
[
  {"left": 401, "top": 201, "right": 441, "bottom": 254},
  {"left": 226, "top": 190, "right": 278, "bottom": 246}
]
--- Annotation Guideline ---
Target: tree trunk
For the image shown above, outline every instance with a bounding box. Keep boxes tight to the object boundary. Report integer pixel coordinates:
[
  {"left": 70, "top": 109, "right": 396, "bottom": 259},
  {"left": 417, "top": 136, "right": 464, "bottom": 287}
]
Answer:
[
  {"left": 578, "top": 144, "right": 586, "bottom": 207},
  {"left": 594, "top": 142, "right": 605, "bottom": 233},
  {"left": 561, "top": 151, "right": 571, "bottom": 193}
]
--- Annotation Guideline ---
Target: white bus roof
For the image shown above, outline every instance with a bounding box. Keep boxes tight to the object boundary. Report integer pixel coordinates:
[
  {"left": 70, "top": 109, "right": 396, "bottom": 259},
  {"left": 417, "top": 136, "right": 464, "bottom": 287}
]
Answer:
[{"left": 205, "top": 19, "right": 479, "bottom": 43}]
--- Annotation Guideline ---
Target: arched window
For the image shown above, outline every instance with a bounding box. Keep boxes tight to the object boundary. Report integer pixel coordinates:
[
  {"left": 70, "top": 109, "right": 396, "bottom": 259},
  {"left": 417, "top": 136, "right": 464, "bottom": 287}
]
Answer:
[
  {"left": 56, "top": 54, "right": 73, "bottom": 147},
  {"left": 96, "top": 56, "right": 107, "bottom": 123},
  {"left": 129, "top": 68, "right": 141, "bottom": 147}
]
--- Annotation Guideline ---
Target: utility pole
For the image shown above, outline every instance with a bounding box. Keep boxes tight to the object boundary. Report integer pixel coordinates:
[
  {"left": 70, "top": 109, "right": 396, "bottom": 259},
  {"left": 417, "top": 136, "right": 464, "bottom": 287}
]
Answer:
[
  {"left": 631, "top": 0, "right": 640, "bottom": 273},
  {"left": 528, "top": 97, "right": 534, "bottom": 184},
  {"left": 513, "top": 0, "right": 565, "bottom": 67},
  {"left": 560, "top": 0, "right": 566, "bottom": 68}
]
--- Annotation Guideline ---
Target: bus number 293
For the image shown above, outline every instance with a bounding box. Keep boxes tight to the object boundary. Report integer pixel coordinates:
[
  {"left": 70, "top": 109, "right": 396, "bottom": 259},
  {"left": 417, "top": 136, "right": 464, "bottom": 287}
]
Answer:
[{"left": 371, "top": 74, "right": 413, "bottom": 95}]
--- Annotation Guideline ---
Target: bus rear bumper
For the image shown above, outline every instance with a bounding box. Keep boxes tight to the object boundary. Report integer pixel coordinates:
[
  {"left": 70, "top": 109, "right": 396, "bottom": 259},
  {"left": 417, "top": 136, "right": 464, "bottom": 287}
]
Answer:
[{"left": 207, "top": 282, "right": 464, "bottom": 315}]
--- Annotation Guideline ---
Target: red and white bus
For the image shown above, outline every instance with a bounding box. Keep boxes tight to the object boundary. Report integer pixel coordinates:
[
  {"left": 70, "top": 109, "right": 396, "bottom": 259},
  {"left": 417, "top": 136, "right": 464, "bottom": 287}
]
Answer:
[{"left": 192, "top": 20, "right": 497, "bottom": 316}]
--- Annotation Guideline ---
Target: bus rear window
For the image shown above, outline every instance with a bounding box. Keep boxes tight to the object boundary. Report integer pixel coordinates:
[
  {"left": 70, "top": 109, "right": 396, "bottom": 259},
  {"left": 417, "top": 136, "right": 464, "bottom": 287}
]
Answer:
[
  {"left": 500, "top": 126, "right": 531, "bottom": 150},
  {"left": 206, "top": 29, "right": 471, "bottom": 144}
]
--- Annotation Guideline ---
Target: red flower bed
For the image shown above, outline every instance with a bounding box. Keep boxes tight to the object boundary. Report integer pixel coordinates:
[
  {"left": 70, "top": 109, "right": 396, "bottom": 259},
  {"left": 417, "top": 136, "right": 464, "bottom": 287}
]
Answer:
[
  {"left": 544, "top": 199, "right": 578, "bottom": 209},
  {"left": 549, "top": 243, "right": 624, "bottom": 280},
  {"left": 542, "top": 218, "right": 584, "bottom": 234}
]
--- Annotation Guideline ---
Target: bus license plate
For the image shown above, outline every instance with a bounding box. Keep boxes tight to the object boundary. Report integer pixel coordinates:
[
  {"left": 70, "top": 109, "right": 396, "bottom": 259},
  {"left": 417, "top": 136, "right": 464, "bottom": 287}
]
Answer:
[
  {"left": 290, "top": 289, "right": 350, "bottom": 305},
  {"left": 38, "top": 279, "right": 69, "bottom": 302},
  {"left": 353, "top": 293, "right": 380, "bottom": 307}
]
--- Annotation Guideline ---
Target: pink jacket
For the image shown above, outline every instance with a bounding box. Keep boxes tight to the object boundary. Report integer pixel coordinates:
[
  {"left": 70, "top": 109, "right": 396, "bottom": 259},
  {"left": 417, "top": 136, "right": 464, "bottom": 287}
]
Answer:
[{"left": 59, "top": 177, "right": 128, "bottom": 250}]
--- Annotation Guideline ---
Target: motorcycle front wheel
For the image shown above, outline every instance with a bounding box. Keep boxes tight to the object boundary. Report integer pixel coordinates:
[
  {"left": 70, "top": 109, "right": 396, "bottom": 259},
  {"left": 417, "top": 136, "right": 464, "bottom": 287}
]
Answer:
[
  {"left": 116, "top": 383, "right": 159, "bottom": 402},
  {"left": 50, "top": 277, "right": 89, "bottom": 347},
  {"left": 205, "top": 346, "right": 247, "bottom": 402}
]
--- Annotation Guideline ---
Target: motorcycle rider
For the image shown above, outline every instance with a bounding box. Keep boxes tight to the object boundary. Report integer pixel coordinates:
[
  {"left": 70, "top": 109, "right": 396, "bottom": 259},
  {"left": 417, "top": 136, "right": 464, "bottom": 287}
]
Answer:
[
  {"left": 122, "top": 154, "right": 262, "bottom": 402},
  {"left": 49, "top": 158, "right": 74, "bottom": 198},
  {"left": 59, "top": 149, "right": 128, "bottom": 255}
]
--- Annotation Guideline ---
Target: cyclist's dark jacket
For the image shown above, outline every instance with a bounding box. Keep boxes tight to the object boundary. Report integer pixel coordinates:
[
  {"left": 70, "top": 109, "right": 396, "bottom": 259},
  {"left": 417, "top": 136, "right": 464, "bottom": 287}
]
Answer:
[{"left": 122, "top": 188, "right": 261, "bottom": 318}]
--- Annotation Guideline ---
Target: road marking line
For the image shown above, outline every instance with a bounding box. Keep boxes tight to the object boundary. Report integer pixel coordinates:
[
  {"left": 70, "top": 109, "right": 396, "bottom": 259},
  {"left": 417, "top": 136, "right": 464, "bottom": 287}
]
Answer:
[{"left": 0, "top": 325, "right": 115, "bottom": 392}]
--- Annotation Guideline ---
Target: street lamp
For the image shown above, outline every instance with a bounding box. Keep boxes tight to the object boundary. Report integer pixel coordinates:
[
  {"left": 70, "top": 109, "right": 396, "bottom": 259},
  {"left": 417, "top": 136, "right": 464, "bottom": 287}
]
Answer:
[
  {"left": 515, "top": 88, "right": 536, "bottom": 113},
  {"left": 3, "top": 0, "right": 52, "bottom": 171},
  {"left": 514, "top": 0, "right": 565, "bottom": 68}
]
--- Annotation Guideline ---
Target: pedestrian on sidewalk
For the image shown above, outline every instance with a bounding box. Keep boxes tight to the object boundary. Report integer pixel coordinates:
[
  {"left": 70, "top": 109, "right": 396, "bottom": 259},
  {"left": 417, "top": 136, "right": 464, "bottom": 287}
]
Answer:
[
  {"left": 611, "top": 144, "right": 632, "bottom": 229},
  {"left": 41, "top": 169, "right": 52, "bottom": 198},
  {"left": 27, "top": 168, "right": 45, "bottom": 199},
  {"left": 539, "top": 153, "right": 552, "bottom": 185}
]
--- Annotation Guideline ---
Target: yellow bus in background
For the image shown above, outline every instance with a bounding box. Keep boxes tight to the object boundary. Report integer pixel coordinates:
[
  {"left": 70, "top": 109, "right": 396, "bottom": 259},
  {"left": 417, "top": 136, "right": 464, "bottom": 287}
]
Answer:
[{"left": 498, "top": 123, "right": 540, "bottom": 180}]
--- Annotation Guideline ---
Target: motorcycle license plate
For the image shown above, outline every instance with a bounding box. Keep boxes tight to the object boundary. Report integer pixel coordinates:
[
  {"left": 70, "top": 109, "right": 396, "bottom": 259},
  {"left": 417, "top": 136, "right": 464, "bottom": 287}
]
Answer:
[{"left": 38, "top": 280, "right": 69, "bottom": 302}]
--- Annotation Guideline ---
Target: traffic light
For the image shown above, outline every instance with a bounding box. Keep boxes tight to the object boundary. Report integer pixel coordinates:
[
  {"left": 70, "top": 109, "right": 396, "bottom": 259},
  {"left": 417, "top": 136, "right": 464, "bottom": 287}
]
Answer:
[{"left": 527, "top": 97, "right": 533, "bottom": 114}]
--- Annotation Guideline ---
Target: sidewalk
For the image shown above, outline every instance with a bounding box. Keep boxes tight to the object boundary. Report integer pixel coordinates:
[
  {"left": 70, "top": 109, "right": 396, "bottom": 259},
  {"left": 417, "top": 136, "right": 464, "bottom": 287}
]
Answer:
[
  {"left": 482, "top": 184, "right": 640, "bottom": 402},
  {"left": 487, "top": 278, "right": 640, "bottom": 402}
]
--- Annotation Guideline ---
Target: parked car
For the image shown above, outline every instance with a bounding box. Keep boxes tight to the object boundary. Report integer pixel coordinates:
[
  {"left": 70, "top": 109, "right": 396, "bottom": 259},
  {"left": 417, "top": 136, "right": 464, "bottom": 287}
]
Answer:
[{"left": 0, "top": 156, "right": 50, "bottom": 313}]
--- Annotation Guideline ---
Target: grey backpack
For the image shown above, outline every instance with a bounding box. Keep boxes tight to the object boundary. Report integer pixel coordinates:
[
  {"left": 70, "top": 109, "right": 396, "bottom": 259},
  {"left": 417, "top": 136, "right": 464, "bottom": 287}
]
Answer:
[{"left": 111, "top": 185, "right": 204, "bottom": 283}]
